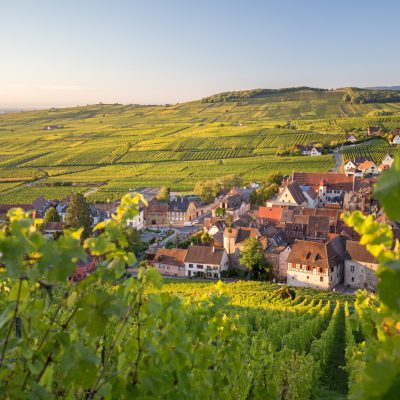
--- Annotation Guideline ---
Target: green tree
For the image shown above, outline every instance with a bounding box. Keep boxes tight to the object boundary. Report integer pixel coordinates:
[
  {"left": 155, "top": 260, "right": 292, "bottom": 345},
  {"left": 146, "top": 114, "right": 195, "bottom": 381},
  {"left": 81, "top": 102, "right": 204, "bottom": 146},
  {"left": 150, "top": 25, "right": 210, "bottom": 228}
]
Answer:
[
  {"left": 224, "top": 213, "right": 234, "bottom": 231},
  {"left": 239, "top": 238, "right": 269, "bottom": 279},
  {"left": 215, "top": 206, "right": 226, "bottom": 217},
  {"left": 125, "top": 226, "right": 142, "bottom": 255},
  {"left": 266, "top": 172, "right": 283, "bottom": 185},
  {"left": 194, "top": 181, "right": 216, "bottom": 203},
  {"left": 200, "top": 232, "right": 211, "bottom": 245},
  {"left": 65, "top": 193, "right": 93, "bottom": 239},
  {"left": 156, "top": 186, "right": 170, "bottom": 202},
  {"left": 43, "top": 207, "right": 61, "bottom": 223}
]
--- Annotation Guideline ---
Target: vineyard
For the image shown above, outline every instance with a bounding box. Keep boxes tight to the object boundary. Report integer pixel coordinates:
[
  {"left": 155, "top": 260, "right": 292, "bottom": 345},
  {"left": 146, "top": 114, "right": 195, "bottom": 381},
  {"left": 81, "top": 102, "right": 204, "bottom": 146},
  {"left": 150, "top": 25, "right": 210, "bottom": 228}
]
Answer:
[
  {"left": 0, "top": 88, "right": 400, "bottom": 200},
  {"left": 339, "top": 138, "right": 395, "bottom": 164},
  {"left": 1, "top": 165, "right": 400, "bottom": 399}
]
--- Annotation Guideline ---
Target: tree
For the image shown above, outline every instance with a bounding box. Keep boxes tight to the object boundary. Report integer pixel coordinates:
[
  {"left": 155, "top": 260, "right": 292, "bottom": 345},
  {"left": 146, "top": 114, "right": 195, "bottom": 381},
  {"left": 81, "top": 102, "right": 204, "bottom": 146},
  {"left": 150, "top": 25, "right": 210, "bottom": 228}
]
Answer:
[
  {"left": 43, "top": 207, "right": 60, "bottom": 223},
  {"left": 125, "top": 226, "right": 142, "bottom": 255},
  {"left": 215, "top": 207, "right": 226, "bottom": 217},
  {"left": 266, "top": 172, "right": 283, "bottom": 185},
  {"left": 65, "top": 193, "right": 93, "bottom": 239},
  {"left": 239, "top": 238, "right": 270, "bottom": 279},
  {"left": 156, "top": 187, "right": 170, "bottom": 202},
  {"left": 200, "top": 232, "right": 211, "bottom": 245},
  {"left": 224, "top": 213, "right": 234, "bottom": 231},
  {"left": 194, "top": 181, "right": 216, "bottom": 203}
]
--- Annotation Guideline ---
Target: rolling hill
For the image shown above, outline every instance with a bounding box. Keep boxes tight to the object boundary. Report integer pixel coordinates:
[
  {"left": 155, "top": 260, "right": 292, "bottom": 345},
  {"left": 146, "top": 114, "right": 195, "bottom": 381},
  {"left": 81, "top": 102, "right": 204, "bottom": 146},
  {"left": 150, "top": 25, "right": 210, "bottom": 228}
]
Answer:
[{"left": 1, "top": 87, "right": 400, "bottom": 202}]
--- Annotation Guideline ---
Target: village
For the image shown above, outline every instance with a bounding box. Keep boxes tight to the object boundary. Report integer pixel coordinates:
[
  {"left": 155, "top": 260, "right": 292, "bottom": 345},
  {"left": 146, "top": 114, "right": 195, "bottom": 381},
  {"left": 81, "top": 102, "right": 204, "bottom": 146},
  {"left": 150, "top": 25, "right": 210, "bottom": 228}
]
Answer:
[{"left": 1, "top": 128, "right": 397, "bottom": 294}]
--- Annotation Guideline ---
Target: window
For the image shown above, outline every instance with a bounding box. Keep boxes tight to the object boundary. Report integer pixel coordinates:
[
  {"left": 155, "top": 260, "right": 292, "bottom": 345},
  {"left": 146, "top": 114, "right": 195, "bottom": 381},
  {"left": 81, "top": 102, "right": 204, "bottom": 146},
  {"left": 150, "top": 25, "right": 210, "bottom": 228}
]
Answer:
[
  {"left": 189, "top": 264, "right": 193, "bottom": 269},
  {"left": 307, "top": 276, "right": 309, "bottom": 280},
  {"left": 351, "top": 277, "right": 354, "bottom": 282},
  {"left": 288, "top": 262, "right": 292, "bottom": 268},
  {"left": 319, "top": 267, "right": 323, "bottom": 273},
  {"left": 320, "top": 277, "right": 324, "bottom": 282},
  {"left": 166, "top": 266, "right": 170, "bottom": 270},
  {"left": 296, "top": 263, "right": 300, "bottom": 268},
  {"left": 197, "top": 264, "right": 203, "bottom": 269},
  {"left": 350, "top": 265, "right": 355, "bottom": 272}
]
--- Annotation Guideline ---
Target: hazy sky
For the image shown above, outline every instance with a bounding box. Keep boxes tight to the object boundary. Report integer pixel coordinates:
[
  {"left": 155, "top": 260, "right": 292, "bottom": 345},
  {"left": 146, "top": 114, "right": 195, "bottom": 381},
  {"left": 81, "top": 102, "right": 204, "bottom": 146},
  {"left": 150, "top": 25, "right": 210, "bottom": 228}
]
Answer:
[{"left": 1, "top": 0, "right": 399, "bottom": 108}]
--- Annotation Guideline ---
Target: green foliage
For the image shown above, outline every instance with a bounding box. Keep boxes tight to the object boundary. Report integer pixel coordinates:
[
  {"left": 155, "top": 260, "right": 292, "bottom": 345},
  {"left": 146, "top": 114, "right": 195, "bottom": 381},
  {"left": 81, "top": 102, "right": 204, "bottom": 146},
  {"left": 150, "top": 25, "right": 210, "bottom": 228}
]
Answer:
[
  {"left": 344, "top": 87, "right": 400, "bottom": 104},
  {"left": 125, "top": 226, "right": 143, "bottom": 255},
  {"left": 155, "top": 186, "right": 170, "bottom": 202},
  {"left": 43, "top": 207, "right": 60, "bottom": 223},
  {"left": 194, "top": 174, "right": 242, "bottom": 203},
  {"left": 341, "top": 152, "right": 400, "bottom": 399},
  {"left": 373, "top": 150, "right": 400, "bottom": 221},
  {"left": 239, "top": 238, "right": 269, "bottom": 279},
  {"left": 201, "top": 86, "right": 326, "bottom": 103},
  {"left": 65, "top": 193, "right": 93, "bottom": 240}
]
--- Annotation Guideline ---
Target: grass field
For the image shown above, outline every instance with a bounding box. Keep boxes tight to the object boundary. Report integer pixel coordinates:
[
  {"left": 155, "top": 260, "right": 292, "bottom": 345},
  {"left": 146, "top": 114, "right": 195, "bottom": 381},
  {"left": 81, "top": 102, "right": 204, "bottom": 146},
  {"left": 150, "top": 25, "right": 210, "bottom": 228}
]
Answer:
[{"left": 1, "top": 88, "right": 400, "bottom": 202}]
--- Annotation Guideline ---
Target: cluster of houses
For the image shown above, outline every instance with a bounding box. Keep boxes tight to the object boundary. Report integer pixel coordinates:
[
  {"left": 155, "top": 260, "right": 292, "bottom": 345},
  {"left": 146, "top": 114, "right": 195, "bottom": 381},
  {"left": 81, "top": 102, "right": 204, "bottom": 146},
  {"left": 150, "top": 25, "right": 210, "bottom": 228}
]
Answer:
[
  {"left": 344, "top": 154, "right": 393, "bottom": 177},
  {"left": 1, "top": 164, "right": 397, "bottom": 293},
  {"left": 147, "top": 170, "right": 399, "bottom": 293}
]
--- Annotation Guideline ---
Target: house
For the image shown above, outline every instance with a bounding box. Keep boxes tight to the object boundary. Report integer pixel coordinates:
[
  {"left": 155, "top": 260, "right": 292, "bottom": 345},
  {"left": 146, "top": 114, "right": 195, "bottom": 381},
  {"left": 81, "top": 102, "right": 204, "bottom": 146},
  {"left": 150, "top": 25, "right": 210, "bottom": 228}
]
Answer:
[
  {"left": 152, "top": 248, "right": 187, "bottom": 277},
  {"left": 168, "top": 197, "right": 202, "bottom": 226},
  {"left": 184, "top": 245, "right": 229, "bottom": 278},
  {"left": 382, "top": 154, "right": 394, "bottom": 166},
  {"left": 367, "top": 126, "right": 380, "bottom": 136},
  {"left": 224, "top": 227, "right": 261, "bottom": 254},
  {"left": 55, "top": 203, "right": 69, "bottom": 222},
  {"left": 126, "top": 206, "right": 145, "bottom": 230},
  {"left": 71, "top": 257, "right": 97, "bottom": 281},
  {"left": 258, "top": 205, "right": 283, "bottom": 225},
  {"left": 344, "top": 160, "right": 357, "bottom": 173},
  {"left": 278, "top": 182, "right": 307, "bottom": 207},
  {"left": 302, "top": 186, "right": 319, "bottom": 208},
  {"left": 203, "top": 217, "right": 224, "bottom": 236},
  {"left": 286, "top": 236, "right": 345, "bottom": 289},
  {"left": 343, "top": 192, "right": 371, "bottom": 213},
  {"left": 392, "top": 134, "right": 400, "bottom": 145},
  {"left": 145, "top": 198, "right": 169, "bottom": 226},
  {"left": 357, "top": 160, "right": 378, "bottom": 176},
  {"left": 346, "top": 134, "right": 357, "bottom": 143},
  {"left": 344, "top": 241, "right": 378, "bottom": 290},
  {"left": 310, "top": 146, "right": 322, "bottom": 156},
  {"left": 298, "top": 145, "right": 322, "bottom": 156},
  {"left": 378, "top": 163, "right": 390, "bottom": 173},
  {"left": 92, "top": 203, "right": 117, "bottom": 221},
  {"left": 217, "top": 194, "right": 250, "bottom": 220},
  {"left": 291, "top": 172, "right": 355, "bottom": 207},
  {"left": 43, "top": 221, "right": 64, "bottom": 239}
]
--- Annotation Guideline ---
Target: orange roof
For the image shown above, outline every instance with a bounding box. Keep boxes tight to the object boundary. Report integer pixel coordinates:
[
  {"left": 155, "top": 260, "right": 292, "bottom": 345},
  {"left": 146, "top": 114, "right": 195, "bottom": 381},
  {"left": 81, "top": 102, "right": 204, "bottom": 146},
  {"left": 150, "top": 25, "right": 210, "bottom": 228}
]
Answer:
[
  {"left": 258, "top": 206, "right": 283, "bottom": 223},
  {"left": 358, "top": 160, "right": 375, "bottom": 170},
  {"left": 292, "top": 172, "right": 354, "bottom": 191}
]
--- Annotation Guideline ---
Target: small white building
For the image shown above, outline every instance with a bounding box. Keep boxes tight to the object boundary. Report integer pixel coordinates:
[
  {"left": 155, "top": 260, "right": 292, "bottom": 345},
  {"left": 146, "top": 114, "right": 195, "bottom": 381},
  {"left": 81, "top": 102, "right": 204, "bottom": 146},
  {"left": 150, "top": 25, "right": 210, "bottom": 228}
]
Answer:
[
  {"left": 346, "top": 134, "right": 357, "bottom": 143},
  {"left": 392, "top": 135, "right": 400, "bottom": 145},
  {"left": 184, "top": 245, "right": 229, "bottom": 279},
  {"left": 344, "top": 160, "right": 357, "bottom": 173},
  {"left": 382, "top": 154, "right": 394, "bottom": 166},
  {"left": 310, "top": 146, "right": 322, "bottom": 156},
  {"left": 358, "top": 160, "right": 378, "bottom": 176},
  {"left": 126, "top": 207, "right": 145, "bottom": 231},
  {"left": 345, "top": 241, "right": 378, "bottom": 291}
]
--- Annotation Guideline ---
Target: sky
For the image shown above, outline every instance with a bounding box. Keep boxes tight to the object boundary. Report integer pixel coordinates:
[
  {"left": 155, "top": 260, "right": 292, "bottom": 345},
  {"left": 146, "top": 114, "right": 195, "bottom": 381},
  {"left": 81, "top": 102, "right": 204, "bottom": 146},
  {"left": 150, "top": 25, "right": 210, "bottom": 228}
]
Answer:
[{"left": 0, "top": 0, "right": 399, "bottom": 108}]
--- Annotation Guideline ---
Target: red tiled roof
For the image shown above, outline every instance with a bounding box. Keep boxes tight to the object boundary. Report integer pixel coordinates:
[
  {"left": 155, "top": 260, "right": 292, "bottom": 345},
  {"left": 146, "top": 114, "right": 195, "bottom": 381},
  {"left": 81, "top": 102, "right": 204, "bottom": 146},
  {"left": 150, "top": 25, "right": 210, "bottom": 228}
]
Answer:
[
  {"left": 346, "top": 240, "right": 377, "bottom": 264},
  {"left": 153, "top": 248, "right": 188, "bottom": 267},
  {"left": 258, "top": 206, "right": 283, "bottom": 223},
  {"left": 292, "top": 172, "right": 354, "bottom": 192}
]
